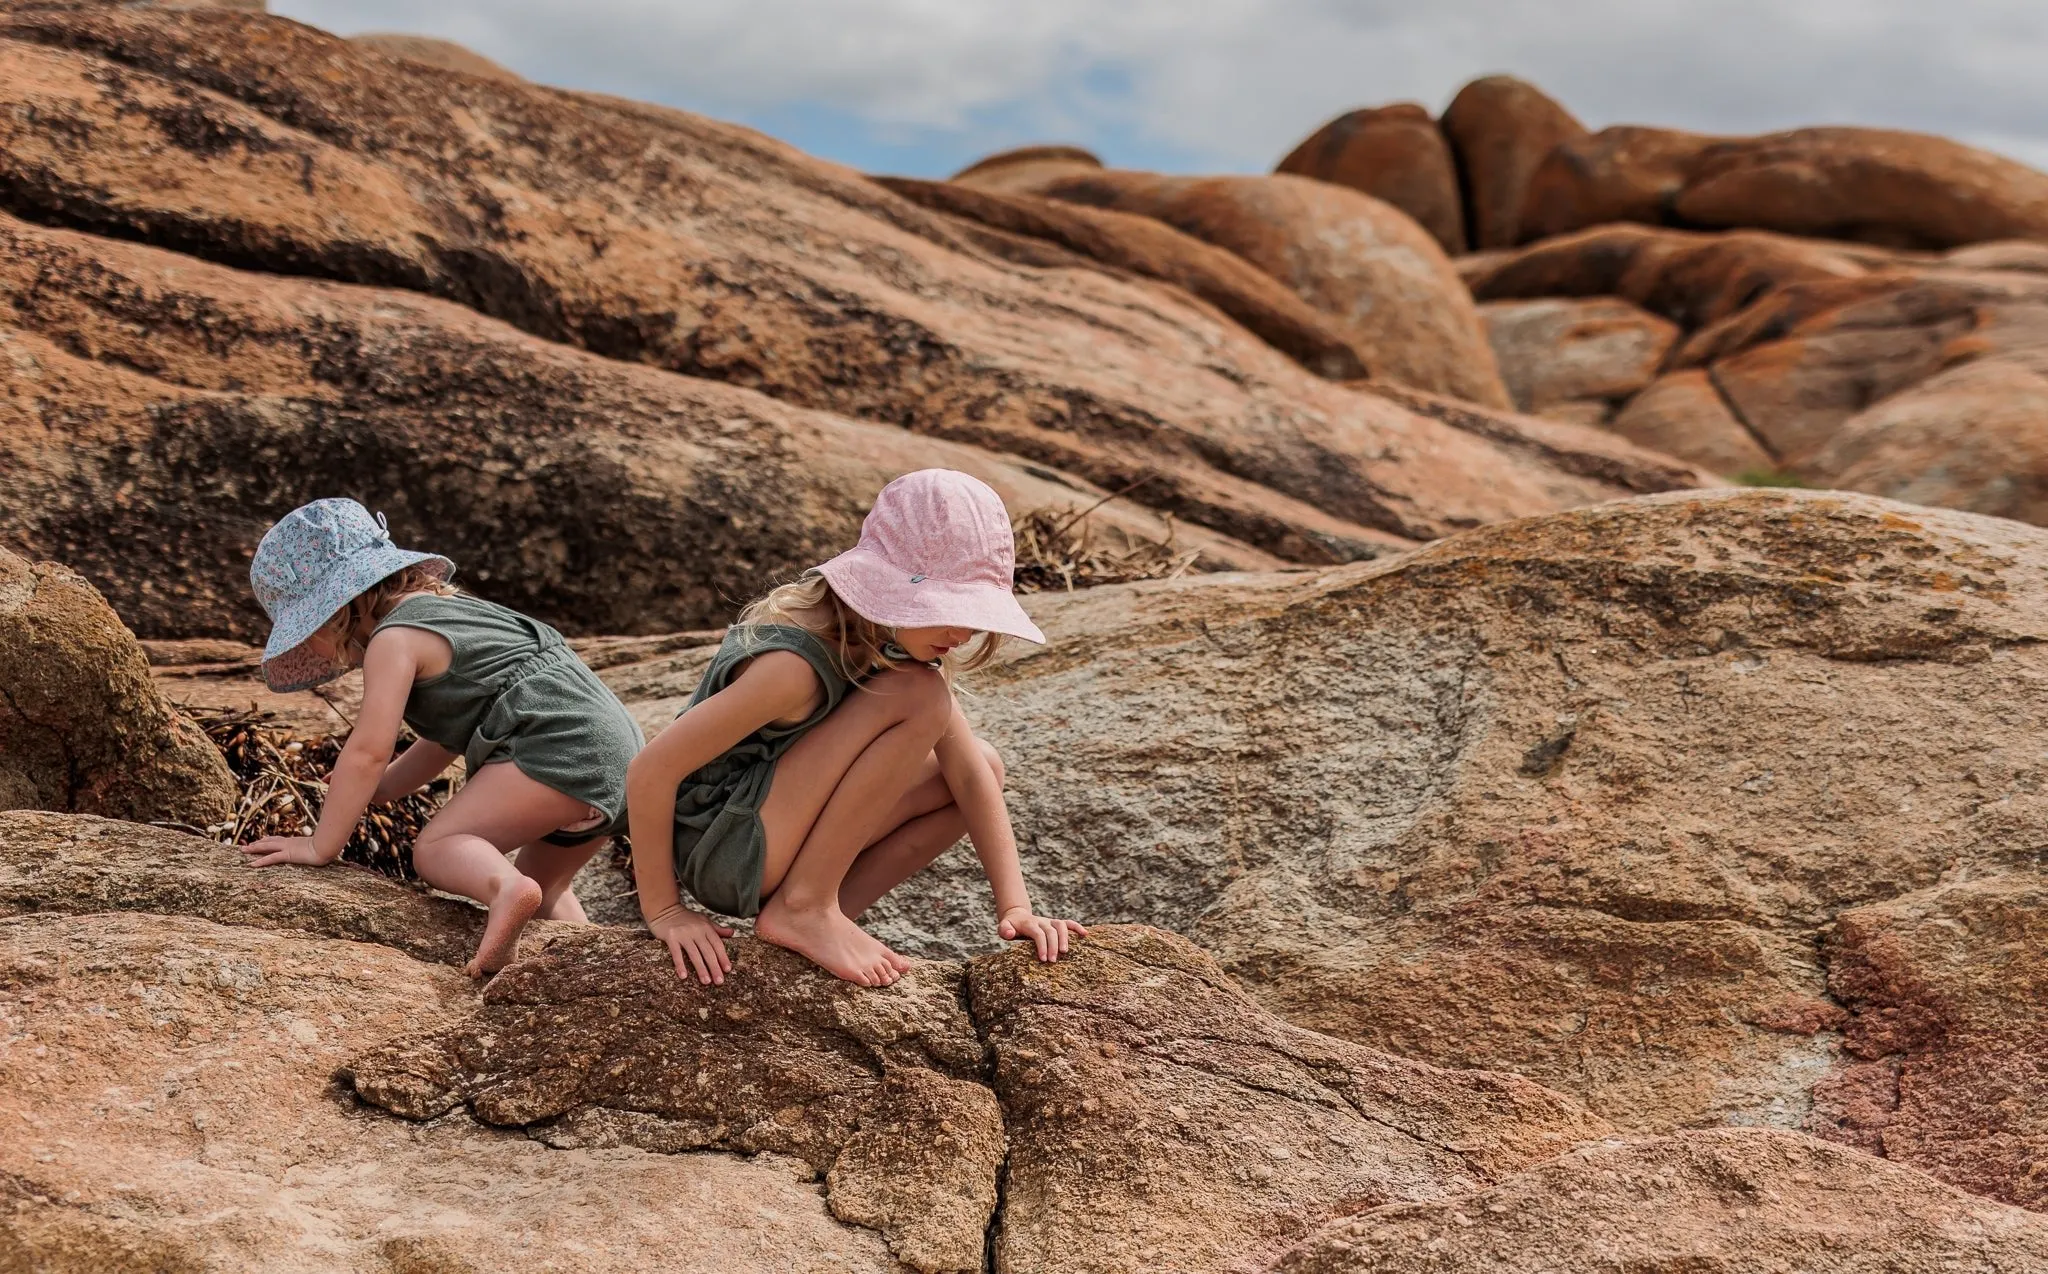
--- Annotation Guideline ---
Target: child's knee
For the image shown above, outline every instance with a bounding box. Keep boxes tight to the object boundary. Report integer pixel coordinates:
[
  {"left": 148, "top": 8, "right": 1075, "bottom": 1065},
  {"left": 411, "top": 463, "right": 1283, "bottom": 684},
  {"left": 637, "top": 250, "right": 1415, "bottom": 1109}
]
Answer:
[{"left": 872, "top": 665, "right": 951, "bottom": 730}]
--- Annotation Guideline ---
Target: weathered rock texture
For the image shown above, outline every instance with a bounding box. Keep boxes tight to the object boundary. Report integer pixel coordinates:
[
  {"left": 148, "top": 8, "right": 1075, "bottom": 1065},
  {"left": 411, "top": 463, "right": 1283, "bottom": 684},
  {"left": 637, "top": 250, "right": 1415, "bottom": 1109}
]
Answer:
[
  {"left": 349, "top": 32, "right": 521, "bottom": 81},
  {"left": 346, "top": 928, "right": 1003, "bottom": 1273},
  {"left": 876, "top": 176, "right": 1374, "bottom": 381},
  {"left": 1813, "top": 875, "right": 2048, "bottom": 1210},
  {"left": 0, "top": 909, "right": 909, "bottom": 1273},
  {"left": 1276, "top": 103, "right": 1468, "bottom": 255},
  {"left": 1480, "top": 297, "right": 1677, "bottom": 424},
  {"left": 1466, "top": 222, "right": 2048, "bottom": 501},
  {"left": 0, "top": 548, "right": 235, "bottom": 825},
  {"left": 1015, "top": 169, "right": 1512, "bottom": 407},
  {"left": 0, "top": 210, "right": 1280, "bottom": 640},
  {"left": 1439, "top": 75, "right": 1588, "bottom": 251},
  {"left": 805, "top": 490, "right": 2048, "bottom": 1163},
  {"left": 0, "top": 1, "right": 1701, "bottom": 640},
  {"left": 971, "top": 926, "right": 1609, "bottom": 1274},
  {"left": 949, "top": 143, "right": 1103, "bottom": 194},
  {"left": 1521, "top": 124, "right": 2048, "bottom": 250},
  {"left": 1269, "top": 1129, "right": 2048, "bottom": 1273}
]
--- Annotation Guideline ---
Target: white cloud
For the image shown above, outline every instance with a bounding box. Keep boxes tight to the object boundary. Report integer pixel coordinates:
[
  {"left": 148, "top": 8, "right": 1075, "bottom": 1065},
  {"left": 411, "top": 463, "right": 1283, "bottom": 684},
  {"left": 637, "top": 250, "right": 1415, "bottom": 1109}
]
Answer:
[{"left": 271, "top": 0, "right": 2048, "bottom": 173}]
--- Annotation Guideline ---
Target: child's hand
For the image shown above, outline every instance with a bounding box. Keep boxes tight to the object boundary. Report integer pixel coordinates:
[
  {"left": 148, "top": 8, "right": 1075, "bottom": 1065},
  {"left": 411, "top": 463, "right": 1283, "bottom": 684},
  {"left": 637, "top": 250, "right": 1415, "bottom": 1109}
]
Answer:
[
  {"left": 240, "top": 835, "right": 336, "bottom": 868},
  {"left": 648, "top": 903, "right": 736, "bottom": 985},
  {"left": 998, "top": 908, "right": 1088, "bottom": 962}
]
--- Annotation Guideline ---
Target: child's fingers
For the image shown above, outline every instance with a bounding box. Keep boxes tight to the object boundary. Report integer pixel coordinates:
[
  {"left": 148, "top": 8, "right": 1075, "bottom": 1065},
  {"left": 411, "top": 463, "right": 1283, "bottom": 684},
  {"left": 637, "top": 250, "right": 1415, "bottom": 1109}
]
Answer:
[
  {"left": 715, "top": 924, "right": 737, "bottom": 939},
  {"left": 665, "top": 936, "right": 696, "bottom": 983},
  {"left": 697, "top": 936, "right": 726, "bottom": 985}
]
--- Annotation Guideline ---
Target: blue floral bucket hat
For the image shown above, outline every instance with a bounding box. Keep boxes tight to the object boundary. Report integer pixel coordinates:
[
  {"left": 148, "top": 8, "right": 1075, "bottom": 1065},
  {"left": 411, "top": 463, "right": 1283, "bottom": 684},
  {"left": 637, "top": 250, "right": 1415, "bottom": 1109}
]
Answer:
[{"left": 250, "top": 498, "right": 455, "bottom": 692}]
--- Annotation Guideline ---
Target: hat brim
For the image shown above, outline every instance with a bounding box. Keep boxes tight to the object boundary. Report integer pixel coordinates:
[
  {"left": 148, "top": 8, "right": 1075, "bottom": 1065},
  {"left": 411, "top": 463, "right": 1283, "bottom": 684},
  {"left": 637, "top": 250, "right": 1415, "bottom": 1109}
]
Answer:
[
  {"left": 260, "top": 548, "right": 455, "bottom": 691},
  {"left": 816, "top": 548, "right": 1045, "bottom": 644}
]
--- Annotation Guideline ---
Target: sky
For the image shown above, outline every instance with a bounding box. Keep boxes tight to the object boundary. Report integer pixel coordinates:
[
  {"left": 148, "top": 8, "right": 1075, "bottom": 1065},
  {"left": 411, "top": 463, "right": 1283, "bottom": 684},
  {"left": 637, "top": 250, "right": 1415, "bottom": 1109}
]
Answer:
[{"left": 269, "top": 0, "right": 2048, "bottom": 179}]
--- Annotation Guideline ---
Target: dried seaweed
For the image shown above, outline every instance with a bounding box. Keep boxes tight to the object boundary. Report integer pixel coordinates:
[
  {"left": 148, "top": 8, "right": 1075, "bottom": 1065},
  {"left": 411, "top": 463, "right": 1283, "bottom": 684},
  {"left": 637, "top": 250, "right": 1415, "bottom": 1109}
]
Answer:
[
  {"left": 1010, "top": 499, "right": 1201, "bottom": 594},
  {"left": 181, "top": 706, "right": 453, "bottom": 882}
]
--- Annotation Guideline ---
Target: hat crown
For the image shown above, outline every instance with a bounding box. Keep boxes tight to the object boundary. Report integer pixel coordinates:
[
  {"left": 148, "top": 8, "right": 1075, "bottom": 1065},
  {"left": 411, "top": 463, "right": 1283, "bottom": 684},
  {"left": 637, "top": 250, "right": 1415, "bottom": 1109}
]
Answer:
[
  {"left": 249, "top": 498, "right": 392, "bottom": 618},
  {"left": 855, "top": 470, "right": 1015, "bottom": 589}
]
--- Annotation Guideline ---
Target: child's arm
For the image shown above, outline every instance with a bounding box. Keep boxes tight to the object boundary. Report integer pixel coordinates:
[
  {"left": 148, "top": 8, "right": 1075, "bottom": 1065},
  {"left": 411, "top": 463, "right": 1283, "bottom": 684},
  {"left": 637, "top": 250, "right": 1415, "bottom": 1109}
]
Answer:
[
  {"left": 242, "top": 629, "right": 425, "bottom": 868},
  {"left": 627, "top": 652, "right": 822, "bottom": 984},
  {"left": 373, "top": 738, "right": 459, "bottom": 804},
  {"left": 934, "top": 700, "right": 1087, "bottom": 962}
]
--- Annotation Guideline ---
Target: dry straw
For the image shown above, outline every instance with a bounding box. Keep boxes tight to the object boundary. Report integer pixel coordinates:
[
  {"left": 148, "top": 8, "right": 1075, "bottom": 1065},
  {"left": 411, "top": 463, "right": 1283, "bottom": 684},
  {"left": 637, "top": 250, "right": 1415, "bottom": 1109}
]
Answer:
[
  {"left": 181, "top": 706, "right": 450, "bottom": 882},
  {"left": 1009, "top": 493, "right": 1201, "bottom": 594}
]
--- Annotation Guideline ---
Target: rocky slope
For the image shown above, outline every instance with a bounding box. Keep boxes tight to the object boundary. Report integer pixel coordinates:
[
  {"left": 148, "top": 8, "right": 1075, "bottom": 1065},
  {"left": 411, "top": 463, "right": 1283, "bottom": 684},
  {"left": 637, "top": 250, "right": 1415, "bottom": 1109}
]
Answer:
[
  {"left": 9, "top": 811, "right": 2041, "bottom": 1273},
  {"left": 152, "top": 487, "right": 2048, "bottom": 1218},
  {"left": 0, "top": 0, "right": 1698, "bottom": 641}
]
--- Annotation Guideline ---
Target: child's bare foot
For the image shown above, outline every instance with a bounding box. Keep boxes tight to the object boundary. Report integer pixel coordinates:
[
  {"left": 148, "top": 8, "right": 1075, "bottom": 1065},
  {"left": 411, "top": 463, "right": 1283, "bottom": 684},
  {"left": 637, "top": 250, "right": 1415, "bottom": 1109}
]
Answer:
[
  {"left": 465, "top": 875, "right": 544, "bottom": 979},
  {"left": 756, "top": 896, "right": 905, "bottom": 986}
]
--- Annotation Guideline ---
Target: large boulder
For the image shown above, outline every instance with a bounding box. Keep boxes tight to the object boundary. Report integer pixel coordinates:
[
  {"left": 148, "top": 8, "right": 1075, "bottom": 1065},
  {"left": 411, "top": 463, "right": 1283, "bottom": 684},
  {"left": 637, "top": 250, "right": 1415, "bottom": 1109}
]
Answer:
[
  {"left": 949, "top": 143, "right": 1104, "bottom": 195},
  {"left": 1521, "top": 123, "right": 2048, "bottom": 250},
  {"left": 1269, "top": 1129, "right": 2048, "bottom": 1273},
  {"left": 795, "top": 489, "right": 2048, "bottom": 1161},
  {"left": 1275, "top": 103, "right": 1468, "bottom": 255},
  {"left": 0, "top": 5, "right": 1700, "bottom": 621},
  {"left": 1479, "top": 297, "right": 1678, "bottom": 424},
  {"left": 876, "top": 176, "right": 1374, "bottom": 381},
  {"left": 0, "top": 209, "right": 1290, "bottom": 640},
  {"left": 1606, "top": 367, "right": 1774, "bottom": 478},
  {"left": 1022, "top": 169, "right": 1512, "bottom": 407},
  {"left": 0, "top": 550, "right": 234, "bottom": 825},
  {"left": 1439, "top": 75, "right": 1589, "bottom": 251}
]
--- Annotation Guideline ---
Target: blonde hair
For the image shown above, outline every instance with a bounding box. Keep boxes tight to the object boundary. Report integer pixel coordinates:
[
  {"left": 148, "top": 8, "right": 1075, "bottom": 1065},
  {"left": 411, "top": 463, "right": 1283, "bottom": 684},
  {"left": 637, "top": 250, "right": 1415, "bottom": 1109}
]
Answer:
[
  {"left": 737, "top": 573, "right": 1003, "bottom": 680},
  {"left": 320, "top": 564, "right": 460, "bottom": 669}
]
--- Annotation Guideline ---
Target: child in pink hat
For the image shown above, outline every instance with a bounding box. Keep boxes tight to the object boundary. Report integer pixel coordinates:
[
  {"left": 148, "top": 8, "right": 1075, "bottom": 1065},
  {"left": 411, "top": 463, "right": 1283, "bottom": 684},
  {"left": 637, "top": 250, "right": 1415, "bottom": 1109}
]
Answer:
[{"left": 627, "top": 469, "right": 1086, "bottom": 987}]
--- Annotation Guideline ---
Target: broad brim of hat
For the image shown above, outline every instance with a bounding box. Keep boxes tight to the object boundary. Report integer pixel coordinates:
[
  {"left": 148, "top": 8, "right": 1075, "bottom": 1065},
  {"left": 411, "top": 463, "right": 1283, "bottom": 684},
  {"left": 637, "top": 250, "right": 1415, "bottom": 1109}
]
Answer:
[
  {"left": 260, "top": 548, "right": 455, "bottom": 692},
  {"left": 816, "top": 548, "right": 1045, "bottom": 644}
]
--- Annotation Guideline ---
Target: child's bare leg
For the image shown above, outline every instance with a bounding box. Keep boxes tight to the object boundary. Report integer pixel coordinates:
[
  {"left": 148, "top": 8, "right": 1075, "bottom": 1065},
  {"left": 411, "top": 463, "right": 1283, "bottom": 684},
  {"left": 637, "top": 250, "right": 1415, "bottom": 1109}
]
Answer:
[
  {"left": 511, "top": 835, "right": 608, "bottom": 922},
  {"left": 839, "top": 740, "right": 1004, "bottom": 920},
  {"left": 755, "top": 667, "right": 952, "bottom": 985},
  {"left": 411, "top": 761, "right": 593, "bottom": 977}
]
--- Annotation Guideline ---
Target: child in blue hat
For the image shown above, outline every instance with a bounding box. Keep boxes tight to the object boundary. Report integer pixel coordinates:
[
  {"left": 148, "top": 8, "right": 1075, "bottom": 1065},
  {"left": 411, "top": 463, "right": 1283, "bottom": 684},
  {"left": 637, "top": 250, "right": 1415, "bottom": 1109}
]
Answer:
[{"left": 242, "top": 498, "right": 644, "bottom": 976}]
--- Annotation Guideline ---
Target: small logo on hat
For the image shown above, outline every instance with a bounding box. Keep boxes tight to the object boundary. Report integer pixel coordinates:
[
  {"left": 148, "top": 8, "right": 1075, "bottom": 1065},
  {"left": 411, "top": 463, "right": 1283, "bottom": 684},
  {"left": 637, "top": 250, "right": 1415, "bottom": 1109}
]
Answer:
[{"left": 909, "top": 574, "right": 927, "bottom": 583}]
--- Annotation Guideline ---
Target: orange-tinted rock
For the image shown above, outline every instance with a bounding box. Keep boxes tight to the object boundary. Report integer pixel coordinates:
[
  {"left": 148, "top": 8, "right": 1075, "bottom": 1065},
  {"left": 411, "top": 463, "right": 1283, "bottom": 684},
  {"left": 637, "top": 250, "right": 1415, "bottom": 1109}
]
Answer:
[
  {"left": 0, "top": 552, "right": 235, "bottom": 826},
  {"left": 875, "top": 490, "right": 2048, "bottom": 1139},
  {"left": 1480, "top": 297, "right": 1678, "bottom": 417},
  {"left": 1676, "top": 127, "right": 2048, "bottom": 250},
  {"left": 0, "top": 212, "right": 1282, "bottom": 639},
  {"left": 1440, "top": 75, "right": 1588, "bottom": 250},
  {"left": 968, "top": 926, "right": 1609, "bottom": 1274},
  {"left": 1520, "top": 125, "right": 1717, "bottom": 243},
  {"left": 350, "top": 33, "right": 521, "bottom": 81},
  {"left": 948, "top": 143, "right": 1103, "bottom": 194},
  {"left": 1944, "top": 240, "right": 2048, "bottom": 274},
  {"left": 1704, "top": 274, "right": 2048, "bottom": 466},
  {"left": 0, "top": 7, "right": 1694, "bottom": 577},
  {"left": 1276, "top": 103, "right": 1467, "bottom": 255},
  {"left": 1607, "top": 369, "right": 1774, "bottom": 477},
  {"left": 1814, "top": 354, "right": 2048, "bottom": 527},
  {"left": 1520, "top": 120, "right": 2048, "bottom": 251},
  {"left": 1031, "top": 170, "right": 1512, "bottom": 406},
  {"left": 1814, "top": 875, "right": 2048, "bottom": 1210},
  {"left": 876, "top": 177, "right": 1372, "bottom": 380},
  {"left": 1271, "top": 1129, "right": 2048, "bottom": 1273},
  {"left": 1468, "top": 223, "right": 1868, "bottom": 331}
]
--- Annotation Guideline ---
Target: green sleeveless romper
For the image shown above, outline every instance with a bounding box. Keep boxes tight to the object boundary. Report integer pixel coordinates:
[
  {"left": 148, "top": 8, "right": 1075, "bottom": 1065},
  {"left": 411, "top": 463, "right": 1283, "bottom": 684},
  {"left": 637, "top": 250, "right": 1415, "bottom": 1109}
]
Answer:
[
  {"left": 375, "top": 594, "right": 645, "bottom": 844},
  {"left": 672, "top": 625, "right": 855, "bottom": 917}
]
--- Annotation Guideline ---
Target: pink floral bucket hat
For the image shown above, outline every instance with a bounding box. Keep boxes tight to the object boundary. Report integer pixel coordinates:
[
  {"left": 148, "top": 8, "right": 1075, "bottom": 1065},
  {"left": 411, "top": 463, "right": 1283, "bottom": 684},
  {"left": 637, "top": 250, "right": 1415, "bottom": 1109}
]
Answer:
[
  {"left": 817, "top": 470, "right": 1045, "bottom": 643},
  {"left": 250, "top": 498, "right": 454, "bottom": 692}
]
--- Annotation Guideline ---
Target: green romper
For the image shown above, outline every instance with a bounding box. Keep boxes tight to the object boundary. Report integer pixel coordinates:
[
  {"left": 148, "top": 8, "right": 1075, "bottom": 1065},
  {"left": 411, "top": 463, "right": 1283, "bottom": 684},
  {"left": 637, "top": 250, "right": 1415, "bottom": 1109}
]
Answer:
[
  {"left": 375, "top": 594, "right": 645, "bottom": 844},
  {"left": 672, "top": 625, "right": 855, "bottom": 917}
]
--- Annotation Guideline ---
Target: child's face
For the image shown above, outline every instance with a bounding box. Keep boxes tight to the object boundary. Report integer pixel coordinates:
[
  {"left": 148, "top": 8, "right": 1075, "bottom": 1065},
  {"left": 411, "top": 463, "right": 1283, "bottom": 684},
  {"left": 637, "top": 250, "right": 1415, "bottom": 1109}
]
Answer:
[{"left": 895, "top": 625, "right": 976, "bottom": 663}]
